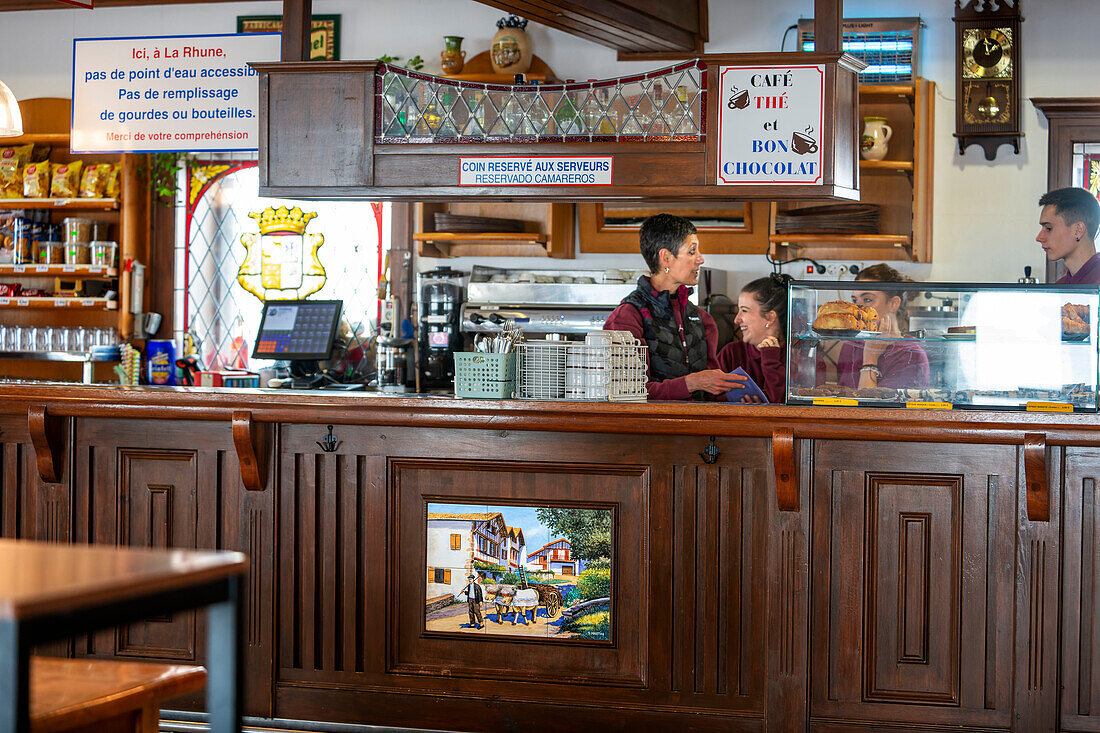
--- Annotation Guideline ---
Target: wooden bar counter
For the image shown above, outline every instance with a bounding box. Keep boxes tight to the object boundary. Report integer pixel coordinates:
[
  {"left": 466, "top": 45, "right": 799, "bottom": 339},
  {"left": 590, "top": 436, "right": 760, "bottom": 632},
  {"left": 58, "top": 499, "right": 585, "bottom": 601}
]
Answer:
[{"left": 0, "top": 382, "right": 1095, "bottom": 732}]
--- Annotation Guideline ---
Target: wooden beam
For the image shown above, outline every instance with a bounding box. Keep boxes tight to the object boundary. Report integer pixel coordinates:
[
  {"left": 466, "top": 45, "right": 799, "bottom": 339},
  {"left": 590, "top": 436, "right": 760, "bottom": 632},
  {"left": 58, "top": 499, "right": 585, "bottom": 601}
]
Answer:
[
  {"left": 814, "top": 0, "right": 842, "bottom": 53},
  {"left": 1, "top": 0, "right": 270, "bottom": 10},
  {"left": 281, "top": 0, "right": 312, "bottom": 63}
]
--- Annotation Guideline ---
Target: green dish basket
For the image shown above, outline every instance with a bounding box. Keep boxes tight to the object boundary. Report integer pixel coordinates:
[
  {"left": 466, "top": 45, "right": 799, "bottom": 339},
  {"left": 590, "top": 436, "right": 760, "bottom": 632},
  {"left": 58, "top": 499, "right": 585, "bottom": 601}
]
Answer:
[{"left": 454, "top": 352, "right": 516, "bottom": 399}]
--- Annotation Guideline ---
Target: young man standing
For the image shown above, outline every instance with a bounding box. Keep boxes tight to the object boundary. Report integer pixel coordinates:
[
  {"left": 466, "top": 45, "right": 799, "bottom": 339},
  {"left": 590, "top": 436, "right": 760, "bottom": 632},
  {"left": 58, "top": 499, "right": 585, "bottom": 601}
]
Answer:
[{"left": 1036, "top": 187, "right": 1100, "bottom": 284}]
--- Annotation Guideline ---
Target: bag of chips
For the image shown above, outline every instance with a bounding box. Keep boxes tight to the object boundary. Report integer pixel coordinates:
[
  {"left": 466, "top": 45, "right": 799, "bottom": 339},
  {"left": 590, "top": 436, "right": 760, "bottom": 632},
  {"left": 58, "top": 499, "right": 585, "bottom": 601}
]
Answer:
[
  {"left": 0, "top": 145, "right": 32, "bottom": 170},
  {"left": 50, "top": 161, "right": 83, "bottom": 198},
  {"left": 103, "top": 163, "right": 121, "bottom": 199},
  {"left": 78, "top": 163, "right": 112, "bottom": 198},
  {"left": 0, "top": 165, "right": 22, "bottom": 198},
  {"left": 22, "top": 162, "right": 50, "bottom": 198}
]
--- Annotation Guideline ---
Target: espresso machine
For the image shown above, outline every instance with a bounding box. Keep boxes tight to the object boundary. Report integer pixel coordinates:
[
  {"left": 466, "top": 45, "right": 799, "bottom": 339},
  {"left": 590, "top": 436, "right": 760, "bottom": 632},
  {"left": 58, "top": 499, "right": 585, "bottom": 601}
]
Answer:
[{"left": 417, "top": 267, "right": 465, "bottom": 389}]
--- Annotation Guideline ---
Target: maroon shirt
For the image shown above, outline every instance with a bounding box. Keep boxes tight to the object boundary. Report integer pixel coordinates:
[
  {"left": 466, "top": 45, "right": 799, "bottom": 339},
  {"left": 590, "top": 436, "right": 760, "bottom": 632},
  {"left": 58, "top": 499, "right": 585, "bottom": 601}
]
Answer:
[
  {"left": 716, "top": 340, "right": 788, "bottom": 404},
  {"left": 828, "top": 339, "right": 931, "bottom": 389},
  {"left": 603, "top": 287, "right": 720, "bottom": 401},
  {"left": 1057, "top": 252, "right": 1100, "bottom": 285}
]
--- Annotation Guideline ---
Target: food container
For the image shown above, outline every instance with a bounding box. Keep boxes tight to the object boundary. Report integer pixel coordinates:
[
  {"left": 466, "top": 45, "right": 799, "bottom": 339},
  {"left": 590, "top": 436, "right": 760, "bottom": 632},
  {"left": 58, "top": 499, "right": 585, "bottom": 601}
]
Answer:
[
  {"left": 61, "top": 217, "right": 92, "bottom": 244},
  {"left": 36, "top": 240, "right": 64, "bottom": 264},
  {"left": 64, "top": 242, "right": 90, "bottom": 265},
  {"left": 11, "top": 217, "right": 33, "bottom": 264},
  {"left": 92, "top": 221, "right": 110, "bottom": 241},
  {"left": 89, "top": 240, "right": 118, "bottom": 267}
]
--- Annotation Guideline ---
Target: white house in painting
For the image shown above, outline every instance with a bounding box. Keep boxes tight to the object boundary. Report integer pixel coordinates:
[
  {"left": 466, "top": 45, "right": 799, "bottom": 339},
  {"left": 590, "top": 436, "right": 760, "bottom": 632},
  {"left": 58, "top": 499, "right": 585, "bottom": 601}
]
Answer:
[
  {"left": 426, "top": 512, "right": 527, "bottom": 600},
  {"left": 527, "top": 538, "right": 583, "bottom": 577}
]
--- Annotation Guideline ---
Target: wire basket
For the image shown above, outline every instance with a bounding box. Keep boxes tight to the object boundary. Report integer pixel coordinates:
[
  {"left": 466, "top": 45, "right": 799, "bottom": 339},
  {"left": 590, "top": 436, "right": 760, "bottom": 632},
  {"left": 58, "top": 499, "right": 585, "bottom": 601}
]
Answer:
[
  {"left": 454, "top": 352, "right": 516, "bottom": 399},
  {"left": 516, "top": 331, "right": 647, "bottom": 402}
]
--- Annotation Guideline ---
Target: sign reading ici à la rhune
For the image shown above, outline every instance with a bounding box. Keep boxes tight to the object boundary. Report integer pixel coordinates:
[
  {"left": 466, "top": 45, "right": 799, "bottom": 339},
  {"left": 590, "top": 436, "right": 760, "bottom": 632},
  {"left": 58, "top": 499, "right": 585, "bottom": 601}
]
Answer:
[
  {"left": 71, "top": 32, "right": 280, "bottom": 154},
  {"left": 716, "top": 65, "right": 825, "bottom": 185}
]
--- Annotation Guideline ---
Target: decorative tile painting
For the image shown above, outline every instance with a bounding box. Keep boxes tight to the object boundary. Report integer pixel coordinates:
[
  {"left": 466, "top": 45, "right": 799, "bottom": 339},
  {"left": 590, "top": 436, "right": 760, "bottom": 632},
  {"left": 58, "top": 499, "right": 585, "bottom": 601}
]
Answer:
[{"left": 425, "top": 502, "right": 612, "bottom": 641}]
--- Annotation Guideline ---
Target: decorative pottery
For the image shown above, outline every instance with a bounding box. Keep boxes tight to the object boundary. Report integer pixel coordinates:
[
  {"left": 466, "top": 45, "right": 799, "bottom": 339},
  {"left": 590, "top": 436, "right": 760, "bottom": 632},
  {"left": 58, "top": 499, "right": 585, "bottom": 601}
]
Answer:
[
  {"left": 491, "top": 14, "right": 532, "bottom": 75},
  {"left": 440, "top": 35, "right": 466, "bottom": 75},
  {"left": 860, "top": 116, "right": 893, "bottom": 161}
]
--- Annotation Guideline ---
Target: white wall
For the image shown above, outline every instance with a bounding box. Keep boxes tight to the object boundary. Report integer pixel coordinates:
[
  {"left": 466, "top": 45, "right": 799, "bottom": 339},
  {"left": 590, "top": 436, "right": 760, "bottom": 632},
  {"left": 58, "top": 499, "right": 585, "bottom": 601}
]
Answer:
[{"left": 1, "top": 0, "right": 1095, "bottom": 288}]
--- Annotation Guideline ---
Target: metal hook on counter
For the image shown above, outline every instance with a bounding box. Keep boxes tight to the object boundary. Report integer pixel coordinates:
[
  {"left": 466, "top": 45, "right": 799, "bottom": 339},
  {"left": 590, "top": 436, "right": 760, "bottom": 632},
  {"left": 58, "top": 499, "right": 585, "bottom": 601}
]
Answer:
[
  {"left": 317, "top": 425, "right": 340, "bottom": 453},
  {"left": 699, "top": 435, "right": 720, "bottom": 465}
]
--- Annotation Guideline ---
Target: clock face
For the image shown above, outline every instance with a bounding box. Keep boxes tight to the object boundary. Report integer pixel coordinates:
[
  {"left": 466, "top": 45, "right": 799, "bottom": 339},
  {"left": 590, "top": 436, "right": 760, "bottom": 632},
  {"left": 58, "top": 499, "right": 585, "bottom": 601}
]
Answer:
[
  {"left": 963, "top": 81, "right": 1012, "bottom": 125},
  {"left": 962, "top": 27, "right": 1014, "bottom": 79}
]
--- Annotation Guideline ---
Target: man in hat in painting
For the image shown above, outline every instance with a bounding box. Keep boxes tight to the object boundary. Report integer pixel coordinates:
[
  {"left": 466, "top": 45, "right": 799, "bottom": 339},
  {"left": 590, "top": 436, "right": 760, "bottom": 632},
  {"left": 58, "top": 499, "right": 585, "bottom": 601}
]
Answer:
[{"left": 459, "top": 573, "right": 484, "bottom": 630}]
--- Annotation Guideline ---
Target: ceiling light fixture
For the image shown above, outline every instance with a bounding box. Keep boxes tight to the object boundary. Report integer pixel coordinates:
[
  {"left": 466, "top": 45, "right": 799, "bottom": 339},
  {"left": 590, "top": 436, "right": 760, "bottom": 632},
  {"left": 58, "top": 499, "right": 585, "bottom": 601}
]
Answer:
[{"left": 0, "top": 79, "right": 22, "bottom": 137}]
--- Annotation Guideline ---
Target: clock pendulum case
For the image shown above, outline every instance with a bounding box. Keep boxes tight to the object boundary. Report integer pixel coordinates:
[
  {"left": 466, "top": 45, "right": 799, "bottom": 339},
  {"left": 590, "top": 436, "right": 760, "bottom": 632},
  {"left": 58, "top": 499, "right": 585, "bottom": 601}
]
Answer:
[{"left": 953, "top": 0, "right": 1023, "bottom": 160}]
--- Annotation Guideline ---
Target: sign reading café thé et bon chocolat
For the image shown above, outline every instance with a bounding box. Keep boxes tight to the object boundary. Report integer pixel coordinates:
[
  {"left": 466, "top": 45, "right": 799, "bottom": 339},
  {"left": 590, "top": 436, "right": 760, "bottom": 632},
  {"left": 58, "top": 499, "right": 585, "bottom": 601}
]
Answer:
[
  {"left": 71, "top": 32, "right": 280, "bottom": 154},
  {"left": 717, "top": 65, "right": 825, "bottom": 185}
]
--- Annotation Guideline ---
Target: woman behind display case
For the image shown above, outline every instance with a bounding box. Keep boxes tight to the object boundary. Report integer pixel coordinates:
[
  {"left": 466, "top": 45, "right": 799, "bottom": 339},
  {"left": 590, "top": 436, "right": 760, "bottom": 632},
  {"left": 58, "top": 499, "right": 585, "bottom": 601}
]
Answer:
[
  {"left": 716, "top": 274, "right": 790, "bottom": 404},
  {"left": 825, "top": 263, "right": 931, "bottom": 390},
  {"left": 603, "top": 213, "right": 749, "bottom": 401}
]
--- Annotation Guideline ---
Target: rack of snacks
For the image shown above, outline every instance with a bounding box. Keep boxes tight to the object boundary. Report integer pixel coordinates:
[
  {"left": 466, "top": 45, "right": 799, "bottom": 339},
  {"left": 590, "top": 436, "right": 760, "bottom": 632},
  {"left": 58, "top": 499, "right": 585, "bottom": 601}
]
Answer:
[{"left": 0, "top": 98, "right": 146, "bottom": 381}]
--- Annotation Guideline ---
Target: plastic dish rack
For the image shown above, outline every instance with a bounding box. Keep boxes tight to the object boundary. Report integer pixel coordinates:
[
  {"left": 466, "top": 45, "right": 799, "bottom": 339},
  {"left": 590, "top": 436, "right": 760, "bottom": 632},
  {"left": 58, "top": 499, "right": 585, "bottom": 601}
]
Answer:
[
  {"left": 515, "top": 331, "right": 647, "bottom": 402},
  {"left": 454, "top": 352, "right": 516, "bottom": 399}
]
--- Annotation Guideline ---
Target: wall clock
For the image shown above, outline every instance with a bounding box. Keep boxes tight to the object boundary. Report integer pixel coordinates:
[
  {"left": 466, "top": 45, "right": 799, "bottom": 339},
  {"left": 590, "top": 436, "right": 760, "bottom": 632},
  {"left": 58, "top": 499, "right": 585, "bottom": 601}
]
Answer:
[{"left": 954, "top": 0, "right": 1023, "bottom": 160}]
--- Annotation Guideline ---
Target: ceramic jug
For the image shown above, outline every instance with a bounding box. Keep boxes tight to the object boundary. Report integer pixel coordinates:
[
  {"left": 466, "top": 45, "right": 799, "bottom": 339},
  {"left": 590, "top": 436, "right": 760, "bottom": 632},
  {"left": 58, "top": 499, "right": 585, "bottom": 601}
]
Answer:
[
  {"left": 860, "top": 116, "right": 892, "bottom": 161},
  {"left": 491, "top": 15, "right": 532, "bottom": 75},
  {"left": 440, "top": 36, "right": 466, "bottom": 75}
]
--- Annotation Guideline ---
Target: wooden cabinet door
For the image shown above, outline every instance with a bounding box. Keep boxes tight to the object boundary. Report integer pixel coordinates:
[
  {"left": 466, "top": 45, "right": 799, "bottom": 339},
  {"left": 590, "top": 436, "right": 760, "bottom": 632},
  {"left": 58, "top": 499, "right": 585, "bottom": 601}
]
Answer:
[
  {"left": 1062, "top": 447, "right": 1100, "bottom": 731},
  {"left": 809, "top": 440, "right": 1056, "bottom": 731}
]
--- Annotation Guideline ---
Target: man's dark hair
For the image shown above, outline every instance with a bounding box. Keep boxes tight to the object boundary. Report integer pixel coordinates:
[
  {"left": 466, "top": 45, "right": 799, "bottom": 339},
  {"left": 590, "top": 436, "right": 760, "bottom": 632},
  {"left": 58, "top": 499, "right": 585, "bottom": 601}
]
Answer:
[
  {"left": 639, "top": 213, "right": 697, "bottom": 273},
  {"left": 1039, "top": 187, "right": 1100, "bottom": 240}
]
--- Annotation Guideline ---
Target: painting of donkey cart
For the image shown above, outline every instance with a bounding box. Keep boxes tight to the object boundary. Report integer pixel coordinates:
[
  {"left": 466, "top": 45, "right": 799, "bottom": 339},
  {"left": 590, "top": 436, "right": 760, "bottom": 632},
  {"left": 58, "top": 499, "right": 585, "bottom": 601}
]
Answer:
[{"left": 424, "top": 502, "right": 612, "bottom": 640}]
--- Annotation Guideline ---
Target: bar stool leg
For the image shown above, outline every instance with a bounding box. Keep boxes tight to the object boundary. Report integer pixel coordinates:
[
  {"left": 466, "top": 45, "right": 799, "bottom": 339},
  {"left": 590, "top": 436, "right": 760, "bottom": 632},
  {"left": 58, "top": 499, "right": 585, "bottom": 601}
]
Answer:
[
  {"left": 0, "top": 620, "right": 29, "bottom": 733},
  {"left": 206, "top": 576, "right": 242, "bottom": 733}
]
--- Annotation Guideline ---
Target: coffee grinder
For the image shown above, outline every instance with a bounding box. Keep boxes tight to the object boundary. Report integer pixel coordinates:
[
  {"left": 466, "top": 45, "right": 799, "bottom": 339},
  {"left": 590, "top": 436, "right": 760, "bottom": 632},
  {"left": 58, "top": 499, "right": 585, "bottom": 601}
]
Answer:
[{"left": 417, "top": 266, "right": 464, "bottom": 389}]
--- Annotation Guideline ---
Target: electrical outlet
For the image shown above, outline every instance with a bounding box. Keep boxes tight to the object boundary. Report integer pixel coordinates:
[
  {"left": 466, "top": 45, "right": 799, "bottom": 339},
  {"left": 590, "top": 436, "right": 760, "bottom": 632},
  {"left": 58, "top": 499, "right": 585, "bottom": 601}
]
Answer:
[{"left": 826, "top": 263, "right": 843, "bottom": 276}]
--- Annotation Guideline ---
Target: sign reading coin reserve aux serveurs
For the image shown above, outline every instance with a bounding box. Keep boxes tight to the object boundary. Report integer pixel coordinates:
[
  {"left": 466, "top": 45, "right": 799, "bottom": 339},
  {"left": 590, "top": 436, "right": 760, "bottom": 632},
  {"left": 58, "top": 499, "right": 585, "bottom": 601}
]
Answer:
[
  {"left": 71, "top": 32, "right": 280, "bottom": 154},
  {"left": 459, "top": 157, "right": 613, "bottom": 186},
  {"left": 717, "top": 65, "right": 825, "bottom": 185}
]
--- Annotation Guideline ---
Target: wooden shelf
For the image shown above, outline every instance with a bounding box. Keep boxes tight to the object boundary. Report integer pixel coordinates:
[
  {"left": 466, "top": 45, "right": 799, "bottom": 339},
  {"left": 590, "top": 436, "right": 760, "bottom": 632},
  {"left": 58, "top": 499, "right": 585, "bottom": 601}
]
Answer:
[
  {"left": 860, "top": 160, "right": 913, "bottom": 172},
  {"left": 0, "top": 264, "right": 118, "bottom": 278},
  {"left": 413, "top": 232, "right": 547, "bottom": 244},
  {"left": 0, "top": 198, "right": 119, "bottom": 210},
  {"left": 440, "top": 51, "right": 557, "bottom": 84},
  {"left": 770, "top": 234, "right": 911, "bottom": 246},
  {"left": 0, "top": 296, "right": 117, "bottom": 310},
  {"left": 3, "top": 133, "right": 70, "bottom": 145},
  {"left": 859, "top": 84, "right": 915, "bottom": 98}
]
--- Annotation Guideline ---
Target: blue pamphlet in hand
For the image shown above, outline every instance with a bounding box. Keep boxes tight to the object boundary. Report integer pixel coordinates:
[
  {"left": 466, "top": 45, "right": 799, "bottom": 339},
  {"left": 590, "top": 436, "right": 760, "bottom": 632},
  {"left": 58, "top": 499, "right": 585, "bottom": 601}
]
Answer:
[{"left": 725, "top": 367, "right": 769, "bottom": 404}]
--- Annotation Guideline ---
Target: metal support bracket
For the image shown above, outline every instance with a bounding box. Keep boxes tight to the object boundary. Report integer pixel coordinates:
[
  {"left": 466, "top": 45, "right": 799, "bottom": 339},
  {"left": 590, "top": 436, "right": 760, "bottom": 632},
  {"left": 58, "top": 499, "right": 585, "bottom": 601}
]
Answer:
[
  {"left": 773, "top": 427, "right": 799, "bottom": 511},
  {"left": 699, "top": 435, "right": 720, "bottom": 464}
]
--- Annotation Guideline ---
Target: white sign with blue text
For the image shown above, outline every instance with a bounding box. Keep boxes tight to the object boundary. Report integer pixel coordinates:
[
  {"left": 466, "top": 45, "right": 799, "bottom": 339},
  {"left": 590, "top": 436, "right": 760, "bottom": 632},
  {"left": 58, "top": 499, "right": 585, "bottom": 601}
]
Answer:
[
  {"left": 71, "top": 32, "right": 280, "bottom": 154},
  {"left": 459, "top": 156, "right": 613, "bottom": 186},
  {"left": 716, "top": 65, "right": 825, "bottom": 185}
]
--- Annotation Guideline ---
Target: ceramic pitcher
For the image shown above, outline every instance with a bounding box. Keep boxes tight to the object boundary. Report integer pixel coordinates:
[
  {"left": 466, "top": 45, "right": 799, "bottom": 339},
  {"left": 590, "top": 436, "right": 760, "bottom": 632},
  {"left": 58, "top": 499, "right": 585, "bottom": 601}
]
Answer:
[
  {"left": 860, "top": 116, "right": 892, "bottom": 161},
  {"left": 440, "top": 36, "right": 465, "bottom": 75}
]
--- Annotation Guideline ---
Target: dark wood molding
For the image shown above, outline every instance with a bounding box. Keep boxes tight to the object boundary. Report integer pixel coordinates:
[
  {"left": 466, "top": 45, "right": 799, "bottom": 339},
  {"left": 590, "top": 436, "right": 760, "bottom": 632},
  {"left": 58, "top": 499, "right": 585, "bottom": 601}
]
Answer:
[
  {"left": 814, "top": 0, "right": 842, "bottom": 53},
  {"left": 475, "top": 0, "right": 706, "bottom": 54},
  {"left": 772, "top": 428, "right": 798, "bottom": 511},
  {"left": 1024, "top": 432, "right": 1049, "bottom": 522},
  {"left": 1, "top": 0, "right": 268, "bottom": 9},
  {"left": 231, "top": 411, "right": 268, "bottom": 492},
  {"left": 27, "top": 405, "right": 62, "bottom": 485}
]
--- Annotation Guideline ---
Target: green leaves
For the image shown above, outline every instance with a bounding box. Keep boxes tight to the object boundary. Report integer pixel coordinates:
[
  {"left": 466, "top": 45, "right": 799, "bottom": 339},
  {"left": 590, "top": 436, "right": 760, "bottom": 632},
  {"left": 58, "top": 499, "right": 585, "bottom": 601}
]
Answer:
[{"left": 141, "top": 153, "right": 192, "bottom": 207}]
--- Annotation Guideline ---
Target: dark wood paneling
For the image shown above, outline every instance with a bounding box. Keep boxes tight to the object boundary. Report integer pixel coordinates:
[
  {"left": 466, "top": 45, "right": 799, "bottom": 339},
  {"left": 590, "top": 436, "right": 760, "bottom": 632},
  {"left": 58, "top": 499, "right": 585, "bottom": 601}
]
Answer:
[
  {"left": 809, "top": 441, "right": 1017, "bottom": 729},
  {"left": 1063, "top": 448, "right": 1100, "bottom": 731}
]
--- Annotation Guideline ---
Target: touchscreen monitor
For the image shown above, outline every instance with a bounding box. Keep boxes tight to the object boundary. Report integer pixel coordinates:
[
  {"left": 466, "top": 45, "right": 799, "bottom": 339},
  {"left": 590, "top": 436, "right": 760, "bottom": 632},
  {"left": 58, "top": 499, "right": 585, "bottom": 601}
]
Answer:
[{"left": 252, "top": 299, "right": 342, "bottom": 360}]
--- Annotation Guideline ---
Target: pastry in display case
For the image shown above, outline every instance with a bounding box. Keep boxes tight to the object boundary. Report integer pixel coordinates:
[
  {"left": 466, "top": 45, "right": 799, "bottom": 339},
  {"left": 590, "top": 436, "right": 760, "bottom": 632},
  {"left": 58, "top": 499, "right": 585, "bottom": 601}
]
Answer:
[{"left": 786, "top": 280, "right": 1099, "bottom": 411}]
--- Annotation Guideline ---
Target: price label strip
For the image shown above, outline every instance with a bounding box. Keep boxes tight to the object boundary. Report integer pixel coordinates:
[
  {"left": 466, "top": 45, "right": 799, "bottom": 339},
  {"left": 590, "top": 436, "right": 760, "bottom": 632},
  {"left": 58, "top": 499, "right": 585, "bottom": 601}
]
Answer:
[
  {"left": 812, "top": 397, "right": 858, "bottom": 406},
  {"left": 906, "top": 401, "right": 953, "bottom": 410},
  {"left": 1026, "top": 401, "right": 1074, "bottom": 413}
]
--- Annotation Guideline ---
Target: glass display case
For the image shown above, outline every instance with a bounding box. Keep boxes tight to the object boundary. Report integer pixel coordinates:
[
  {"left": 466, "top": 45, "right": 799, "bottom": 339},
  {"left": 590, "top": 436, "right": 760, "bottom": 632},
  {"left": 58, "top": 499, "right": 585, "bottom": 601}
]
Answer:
[{"left": 786, "top": 280, "right": 1099, "bottom": 411}]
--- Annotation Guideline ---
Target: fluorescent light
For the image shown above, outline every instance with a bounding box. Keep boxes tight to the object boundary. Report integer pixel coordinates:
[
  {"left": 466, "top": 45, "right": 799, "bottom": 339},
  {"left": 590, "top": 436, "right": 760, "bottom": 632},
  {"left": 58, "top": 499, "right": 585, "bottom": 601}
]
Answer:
[{"left": 0, "top": 80, "right": 22, "bottom": 137}]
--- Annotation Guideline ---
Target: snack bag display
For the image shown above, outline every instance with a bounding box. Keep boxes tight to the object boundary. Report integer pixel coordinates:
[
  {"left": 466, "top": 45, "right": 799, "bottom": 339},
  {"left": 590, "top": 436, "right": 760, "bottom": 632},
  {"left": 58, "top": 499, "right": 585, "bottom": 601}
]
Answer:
[
  {"left": 78, "top": 163, "right": 111, "bottom": 198},
  {"left": 103, "top": 163, "right": 121, "bottom": 199},
  {"left": 49, "top": 161, "right": 83, "bottom": 198},
  {"left": 0, "top": 165, "right": 22, "bottom": 198},
  {"left": 22, "top": 162, "right": 50, "bottom": 198},
  {"left": 0, "top": 144, "right": 32, "bottom": 170}
]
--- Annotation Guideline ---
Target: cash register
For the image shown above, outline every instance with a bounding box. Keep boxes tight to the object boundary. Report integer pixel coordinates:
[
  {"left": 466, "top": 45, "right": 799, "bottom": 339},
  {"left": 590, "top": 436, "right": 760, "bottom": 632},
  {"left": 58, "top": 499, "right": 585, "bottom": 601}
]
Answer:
[{"left": 252, "top": 299, "right": 362, "bottom": 390}]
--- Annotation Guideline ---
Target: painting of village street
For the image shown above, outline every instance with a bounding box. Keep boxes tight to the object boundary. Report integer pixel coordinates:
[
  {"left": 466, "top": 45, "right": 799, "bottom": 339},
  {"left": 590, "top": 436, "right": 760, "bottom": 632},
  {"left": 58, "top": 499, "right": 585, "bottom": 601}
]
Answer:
[{"left": 425, "top": 502, "right": 612, "bottom": 641}]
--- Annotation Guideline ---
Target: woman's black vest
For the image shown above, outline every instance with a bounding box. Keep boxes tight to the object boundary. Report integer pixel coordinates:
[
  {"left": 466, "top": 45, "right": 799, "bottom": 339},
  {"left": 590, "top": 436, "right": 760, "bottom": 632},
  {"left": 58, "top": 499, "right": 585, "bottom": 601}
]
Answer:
[{"left": 622, "top": 277, "right": 708, "bottom": 386}]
